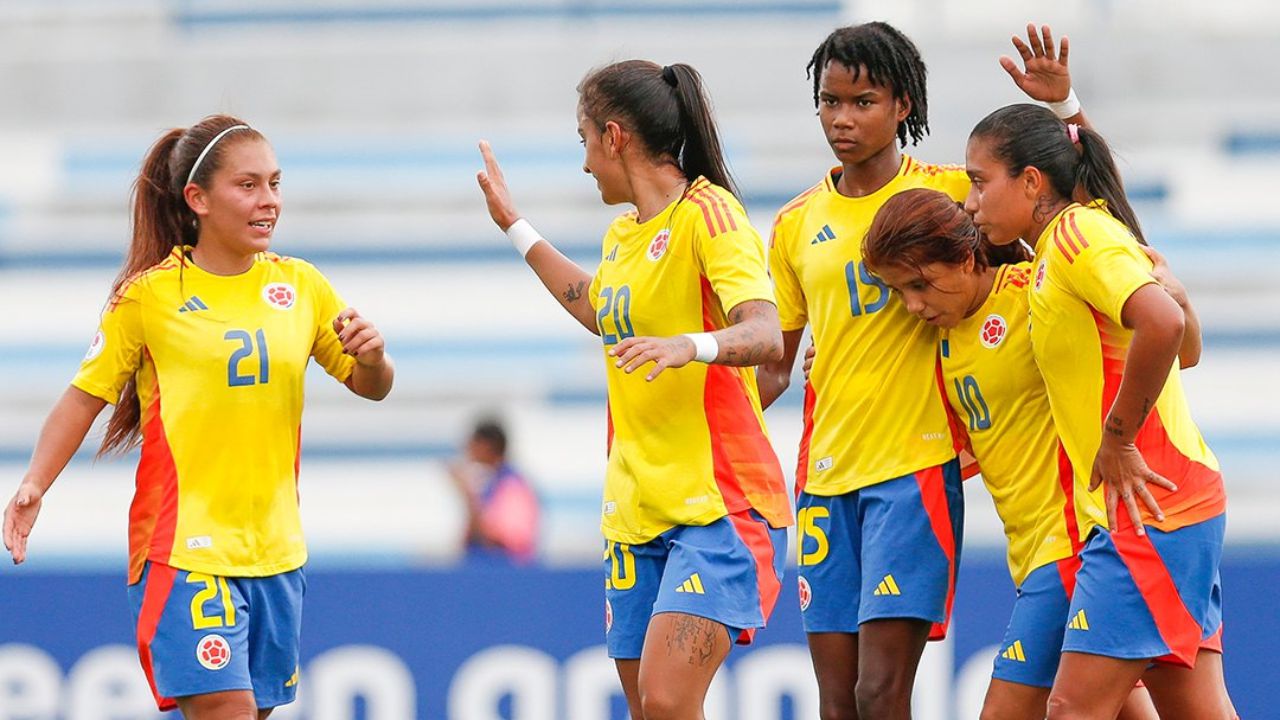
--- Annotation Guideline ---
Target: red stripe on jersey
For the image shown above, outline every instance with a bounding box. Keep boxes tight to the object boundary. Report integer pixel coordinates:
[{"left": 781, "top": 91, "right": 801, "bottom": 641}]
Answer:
[
  {"left": 728, "top": 511, "right": 781, "bottom": 645},
  {"left": 130, "top": 368, "right": 181, "bottom": 584},
  {"left": 795, "top": 381, "right": 817, "bottom": 496},
  {"left": 1058, "top": 220, "right": 1083, "bottom": 256},
  {"left": 605, "top": 401, "right": 615, "bottom": 457},
  {"left": 779, "top": 183, "right": 824, "bottom": 216},
  {"left": 1057, "top": 441, "right": 1084, "bottom": 554},
  {"left": 294, "top": 425, "right": 303, "bottom": 503},
  {"left": 691, "top": 187, "right": 732, "bottom": 235},
  {"left": 1053, "top": 225, "right": 1077, "bottom": 264},
  {"left": 917, "top": 465, "right": 958, "bottom": 641},
  {"left": 686, "top": 192, "right": 721, "bottom": 238},
  {"left": 902, "top": 156, "right": 915, "bottom": 176},
  {"left": 1110, "top": 528, "right": 1205, "bottom": 668},
  {"left": 1091, "top": 311, "right": 1225, "bottom": 531},
  {"left": 135, "top": 562, "right": 179, "bottom": 711},
  {"left": 1066, "top": 214, "right": 1092, "bottom": 252},
  {"left": 700, "top": 277, "right": 791, "bottom": 527},
  {"left": 1055, "top": 554, "right": 1082, "bottom": 600},
  {"left": 711, "top": 189, "right": 739, "bottom": 231}
]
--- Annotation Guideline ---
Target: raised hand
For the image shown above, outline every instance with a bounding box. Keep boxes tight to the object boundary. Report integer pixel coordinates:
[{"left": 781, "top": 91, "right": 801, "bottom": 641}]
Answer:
[
  {"left": 476, "top": 140, "right": 521, "bottom": 231},
  {"left": 333, "top": 307, "right": 386, "bottom": 367},
  {"left": 1000, "top": 23, "right": 1073, "bottom": 104}
]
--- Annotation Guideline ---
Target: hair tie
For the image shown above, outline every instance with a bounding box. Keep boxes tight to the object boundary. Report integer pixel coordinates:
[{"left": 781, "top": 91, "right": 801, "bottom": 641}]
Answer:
[
  {"left": 186, "top": 124, "right": 250, "bottom": 185},
  {"left": 1067, "top": 123, "right": 1080, "bottom": 145},
  {"left": 661, "top": 65, "right": 678, "bottom": 88}
]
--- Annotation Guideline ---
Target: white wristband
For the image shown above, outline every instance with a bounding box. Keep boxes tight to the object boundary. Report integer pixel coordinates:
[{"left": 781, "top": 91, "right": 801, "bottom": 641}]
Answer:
[
  {"left": 1048, "top": 88, "right": 1081, "bottom": 120},
  {"left": 683, "top": 332, "right": 719, "bottom": 363},
  {"left": 505, "top": 218, "right": 544, "bottom": 258}
]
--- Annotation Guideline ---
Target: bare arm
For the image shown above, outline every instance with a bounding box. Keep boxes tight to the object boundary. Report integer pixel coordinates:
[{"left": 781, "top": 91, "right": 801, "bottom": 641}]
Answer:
[
  {"left": 1089, "top": 284, "right": 1184, "bottom": 534},
  {"left": 4, "top": 386, "right": 108, "bottom": 563},
  {"left": 476, "top": 140, "right": 598, "bottom": 334},
  {"left": 1143, "top": 245, "right": 1201, "bottom": 369},
  {"left": 334, "top": 308, "right": 395, "bottom": 400},
  {"left": 757, "top": 328, "right": 805, "bottom": 409},
  {"left": 1000, "top": 23, "right": 1092, "bottom": 129},
  {"left": 610, "top": 300, "right": 783, "bottom": 382}
]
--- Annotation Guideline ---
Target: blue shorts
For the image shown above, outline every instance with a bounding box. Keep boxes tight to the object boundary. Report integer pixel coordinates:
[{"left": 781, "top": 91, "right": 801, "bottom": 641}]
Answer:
[
  {"left": 992, "top": 557, "right": 1080, "bottom": 688},
  {"left": 128, "top": 561, "right": 305, "bottom": 711},
  {"left": 604, "top": 510, "right": 788, "bottom": 660},
  {"left": 1063, "top": 514, "right": 1224, "bottom": 668},
  {"left": 796, "top": 460, "right": 963, "bottom": 638}
]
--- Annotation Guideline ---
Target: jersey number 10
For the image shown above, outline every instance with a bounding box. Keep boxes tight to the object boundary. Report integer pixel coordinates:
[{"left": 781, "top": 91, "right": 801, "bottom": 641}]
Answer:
[{"left": 225, "top": 329, "right": 270, "bottom": 387}]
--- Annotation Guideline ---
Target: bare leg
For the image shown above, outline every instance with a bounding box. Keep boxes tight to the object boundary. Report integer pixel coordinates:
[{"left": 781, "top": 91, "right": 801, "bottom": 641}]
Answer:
[
  {"left": 615, "top": 658, "right": 644, "bottom": 720},
  {"left": 1116, "top": 683, "right": 1159, "bottom": 720},
  {"left": 176, "top": 690, "right": 258, "bottom": 720},
  {"left": 855, "top": 618, "right": 931, "bottom": 720},
  {"left": 807, "top": 632, "right": 859, "bottom": 720},
  {"left": 1142, "top": 650, "right": 1236, "bottom": 720},
  {"left": 980, "top": 678, "right": 1050, "bottom": 720},
  {"left": 1046, "top": 652, "right": 1147, "bottom": 720},
  {"left": 634, "top": 612, "right": 732, "bottom": 720}
]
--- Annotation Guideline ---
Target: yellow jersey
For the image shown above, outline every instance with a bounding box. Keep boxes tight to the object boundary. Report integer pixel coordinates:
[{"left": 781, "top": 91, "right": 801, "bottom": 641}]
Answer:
[
  {"left": 1028, "top": 203, "right": 1226, "bottom": 533},
  {"left": 942, "top": 262, "right": 1102, "bottom": 585},
  {"left": 73, "top": 247, "right": 356, "bottom": 582},
  {"left": 770, "top": 156, "right": 969, "bottom": 495},
  {"left": 589, "top": 178, "right": 792, "bottom": 544}
]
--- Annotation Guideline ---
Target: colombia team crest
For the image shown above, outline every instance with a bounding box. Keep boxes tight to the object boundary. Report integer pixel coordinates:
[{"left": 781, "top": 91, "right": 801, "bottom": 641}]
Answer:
[
  {"left": 980, "top": 314, "right": 1008, "bottom": 348},
  {"left": 798, "top": 576, "right": 813, "bottom": 611},
  {"left": 647, "top": 229, "right": 670, "bottom": 261},
  {"left": 262, "top": 282, "right": 297, "bottom": 310},
  {"left": 196, "top": 634, "right": 231, "bottom": 670},
  {"left": 84, "top": 330, "right": 105, "bottom": 361},
  {"left": 605, "top": 599, "right": 613, "bottom": 633}
]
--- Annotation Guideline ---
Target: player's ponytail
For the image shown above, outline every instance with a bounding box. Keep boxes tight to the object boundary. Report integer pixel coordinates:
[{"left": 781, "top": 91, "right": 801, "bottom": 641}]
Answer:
[
  {"left": 970, "top": 104, "right": 1146, "bottom": 245},
  {"left": 100, "top": 115, "right": 261, "bottom": 455},
  {"left": 863, "top": 188, "right": 1031, "bottom": 277},
  {"left": 578, "top": 60, "right": 739, "bottom": 199}
]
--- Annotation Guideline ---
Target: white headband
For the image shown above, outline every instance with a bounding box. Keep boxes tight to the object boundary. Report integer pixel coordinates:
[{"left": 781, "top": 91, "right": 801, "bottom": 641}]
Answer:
[{"left": 185, "top": 124, "right": 251, "bottom": 185}]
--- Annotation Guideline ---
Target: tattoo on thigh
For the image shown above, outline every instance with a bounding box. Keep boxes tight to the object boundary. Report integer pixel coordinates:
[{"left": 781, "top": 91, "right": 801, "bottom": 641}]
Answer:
[{"left": 666, "top": 615, "right": 718, "bottom": 667}]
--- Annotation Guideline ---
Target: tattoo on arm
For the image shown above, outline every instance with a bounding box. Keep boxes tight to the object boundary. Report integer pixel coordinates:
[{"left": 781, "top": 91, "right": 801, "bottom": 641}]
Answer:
[
  {"left": 720, "top": 301, "right": 777, "bottom": 366},
  {"left": 1105, "top": 415, "right": 1126, "bottom": 438},
  {"left": 562, "top": 281, "right": 585, "bottom": 303}
]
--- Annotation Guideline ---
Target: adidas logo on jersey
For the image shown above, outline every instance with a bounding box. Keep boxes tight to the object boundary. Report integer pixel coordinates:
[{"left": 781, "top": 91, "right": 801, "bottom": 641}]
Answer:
[
  {"left": 872, "top": 574, "right": 901, "bottom": 596},
  {"left": 178, "top": 296, "right": 209, "bottom": 313},
  {"left": 1068, "top": 609, "right": 1090, "bottom": 630},
  {"left": 1001, "top": 640, "right": 1027, "bottom": 662},
  {"left": 810, "top": 224, "right": 836, "bottom": 245},
  {"left": 674, "top": 573, "right": 705, "bottom": 595},
  {"left": 606, "top": 244, "right": 618, "bottom": 262}
]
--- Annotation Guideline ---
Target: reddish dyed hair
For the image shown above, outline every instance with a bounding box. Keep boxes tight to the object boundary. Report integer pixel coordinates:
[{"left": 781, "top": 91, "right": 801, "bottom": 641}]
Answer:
[{"left": 862, "top": 188, "right": 1030, "bottom": 277}]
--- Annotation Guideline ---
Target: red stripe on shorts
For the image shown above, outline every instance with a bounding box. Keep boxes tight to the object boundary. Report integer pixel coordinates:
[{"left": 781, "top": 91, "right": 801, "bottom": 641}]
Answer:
[
  {"left": 729, "top": 512, "right": 781, "bottom": 645},
  {"left": 136, "top": 563, "right": 180, "bottom": 711},
  {"left": 916, "top": 465, "right": 957, "bottom": 640},
  {"left": 1109, "top": 529, "right": 1205, "bottom": 668}
]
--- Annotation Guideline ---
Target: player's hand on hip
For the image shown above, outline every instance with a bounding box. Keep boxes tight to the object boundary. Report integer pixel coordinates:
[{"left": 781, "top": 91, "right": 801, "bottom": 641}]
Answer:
[
  {"left": 801, "top": 341, "right": 816, "bottom": 382},
  {"left": 4, "top": 480, "right": 45, "bottom": 564},
  {"left": 1001, "top": 23, "right": 1073, "bottom": 103},
  {"left": 333, "top": 308, "right": 386, "bottom": 367},
  {"left": 609, "top": 335, "right": 697, "bottom": 382},
  {"left": 1089, "top": 438, "right": 1178, "bottom": 536},
  {"left": 476, "top": 140, "right": 521, "bottom": 231}
]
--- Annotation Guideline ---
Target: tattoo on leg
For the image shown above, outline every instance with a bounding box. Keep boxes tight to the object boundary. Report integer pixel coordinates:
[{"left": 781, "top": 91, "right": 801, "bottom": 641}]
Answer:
[{"left": 666, "top": 615, "right": 718, "bottom": 667}]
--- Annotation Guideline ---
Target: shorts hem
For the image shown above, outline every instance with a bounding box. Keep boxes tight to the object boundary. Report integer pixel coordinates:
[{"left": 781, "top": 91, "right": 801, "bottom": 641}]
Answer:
[{"left": 991, "top": 668, "right": 1055, "bottom": 689}]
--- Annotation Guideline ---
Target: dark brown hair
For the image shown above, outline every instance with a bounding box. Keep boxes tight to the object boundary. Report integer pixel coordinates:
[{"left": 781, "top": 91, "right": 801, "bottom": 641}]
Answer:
[
  {"left": 578, "top": 60, "right": 738, "bottom": 198},
  {"left": 863, "top": 188, "right": 1031, "bottom": 276},
  {"left": 100, "top": 115, "right": 264, "bottom": 455}
]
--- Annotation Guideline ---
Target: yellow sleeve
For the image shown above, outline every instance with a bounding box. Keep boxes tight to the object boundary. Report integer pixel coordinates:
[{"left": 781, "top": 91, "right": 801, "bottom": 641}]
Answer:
[
  {"left": 767, "top": 213, "right": 808, "bottom": 331},
  {"left": 1059, "top": 220, "right": 1156, "bottom": 326},
  {"left": 306, "top": 264, "right": 358, "bottom": 383},
  {"left": 693, "top": 217, "right": 775, "bottom": 318},
  {"left": 71, "top": 282, "right": 146, "bottom": 405}
]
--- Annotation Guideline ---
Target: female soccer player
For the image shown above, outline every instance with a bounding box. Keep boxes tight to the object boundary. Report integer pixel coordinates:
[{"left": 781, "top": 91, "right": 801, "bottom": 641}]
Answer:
[
  {"left": 758, "top": 21, "right": 1087, "bottom": 718},
  {"left": 964, "top": 103, "right": 1235, "bottom": 719},
  {"left": 859, "top": 188, "right": 1167, "bottom": 719},
  {"left": 3, "top": 115, "right": 394, "bottom": 719},
  {"left": 477, "top": 61, "right": 792, "bottom": 719}
]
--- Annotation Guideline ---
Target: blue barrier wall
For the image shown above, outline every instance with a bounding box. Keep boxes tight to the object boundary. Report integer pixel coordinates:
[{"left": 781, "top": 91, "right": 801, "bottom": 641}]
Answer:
[{"left": 1, "top": 550, "right": 1275, "bottom": 718}]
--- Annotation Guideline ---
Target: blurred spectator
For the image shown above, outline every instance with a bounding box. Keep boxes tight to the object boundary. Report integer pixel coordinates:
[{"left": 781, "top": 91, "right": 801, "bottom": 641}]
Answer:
[{"left": 447, "top": 418, "right": 540, "bottom": 564}]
